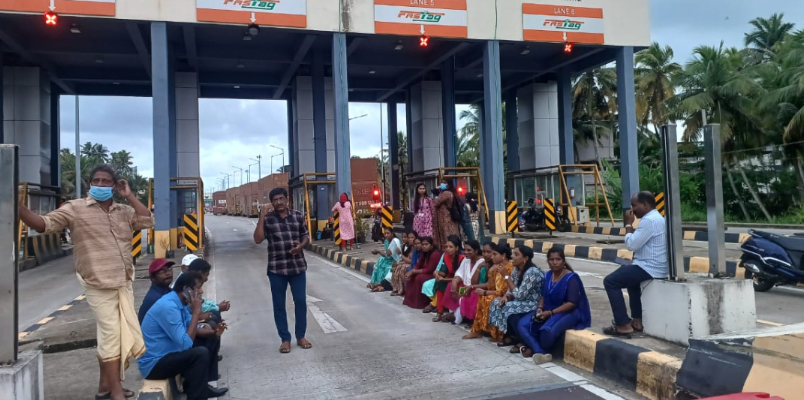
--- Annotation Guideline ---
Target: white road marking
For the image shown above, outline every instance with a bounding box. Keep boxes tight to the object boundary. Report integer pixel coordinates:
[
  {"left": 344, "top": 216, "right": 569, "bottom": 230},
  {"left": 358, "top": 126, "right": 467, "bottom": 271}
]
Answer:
[
  {"left": 252, "top": 221, "right": 256, "bottom": 226},
  {"left": 306, "top": 299, "right": 347, "bottom": 334},
  {"left": 315, "top": 255, "right": 371, "bottom": 283},
  {"left": 307, "top": 295, "right": 323, "bottom": 303},
  {"left": 540, "top": 363, "right": 586, "bottom": 383},
  {"left": 233, "top": 228, "right": 238, "bottom": 232},
  {"left": 581, "top": 384, "right": 626, "bottom": 400},
  {"left": 758, "top": 319, "right": 784, "bottom": 326}
]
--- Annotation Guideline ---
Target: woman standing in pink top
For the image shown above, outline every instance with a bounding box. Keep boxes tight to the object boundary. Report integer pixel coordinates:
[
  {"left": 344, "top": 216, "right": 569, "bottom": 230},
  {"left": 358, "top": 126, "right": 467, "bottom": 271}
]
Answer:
[
  {"left": 412, "top": 183, "right": 433, "bottom": 239},
  {"left": 332, "top": 193, "right": 355, "bottom": 250}
]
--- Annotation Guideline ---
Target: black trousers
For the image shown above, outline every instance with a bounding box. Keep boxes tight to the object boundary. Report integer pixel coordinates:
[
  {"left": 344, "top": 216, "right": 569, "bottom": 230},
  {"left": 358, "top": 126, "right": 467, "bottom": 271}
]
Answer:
[
  {"left": 193, "top": 335, "right": 220, "bottom": 381},
  {"left": 146, "top": 347, "right": 209, "bottom": 400}
]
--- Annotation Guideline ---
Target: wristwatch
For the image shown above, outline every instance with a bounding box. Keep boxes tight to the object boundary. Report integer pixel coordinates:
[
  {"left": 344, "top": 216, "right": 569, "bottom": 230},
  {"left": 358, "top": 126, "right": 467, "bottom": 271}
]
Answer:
[{"left": 625, "top": 224, "right": 633, "bottom": 229}]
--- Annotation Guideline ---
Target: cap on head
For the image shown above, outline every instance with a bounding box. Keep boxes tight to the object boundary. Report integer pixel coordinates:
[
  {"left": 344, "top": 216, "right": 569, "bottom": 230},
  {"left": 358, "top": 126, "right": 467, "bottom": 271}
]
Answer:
[
  {"left": 148, "top": 258, "right": 175, "bottom": 275},
  {"left": 182, "top": 254, "right": 200, "bottom": 266}
]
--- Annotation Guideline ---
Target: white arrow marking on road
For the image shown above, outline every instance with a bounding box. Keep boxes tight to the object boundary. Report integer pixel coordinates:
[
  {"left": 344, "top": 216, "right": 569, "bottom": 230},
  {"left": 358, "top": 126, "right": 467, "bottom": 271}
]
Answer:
[
  {"left": 420, "top": 24, "right": 425, "bottom": 35},
  {"left": 49, "top": 0, "right": 55, "bottom": 11},
  {"left": 305, "top": 295, "right": 347, "bottom": 333},
  {"left": 250, "top": 12, "right": 257, "bottom": 23},
  {"left": 306, "top": 295, "right": 323, "bottom": 303},
  {"left": 563, "top": 31, "right": 567, "bottom": 41},
  {"left": 233, "top": 228, "right": 238, "bottom": 232}
]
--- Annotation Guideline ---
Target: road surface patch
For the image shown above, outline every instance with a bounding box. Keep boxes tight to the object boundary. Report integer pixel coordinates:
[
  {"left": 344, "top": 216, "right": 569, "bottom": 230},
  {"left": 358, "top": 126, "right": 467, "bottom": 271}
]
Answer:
[{"left": 18, "top": 293, "right": 85, "bottom": 342}]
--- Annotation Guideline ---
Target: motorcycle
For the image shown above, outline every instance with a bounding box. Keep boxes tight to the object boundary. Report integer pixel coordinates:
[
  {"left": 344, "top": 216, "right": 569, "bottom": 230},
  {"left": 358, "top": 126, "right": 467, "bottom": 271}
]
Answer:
[
  {"left": 518, "top": 198, "right": 571, "bottom": 232},
  {"left": 739, "top": 229, "right": 804, "bottom": 292}
]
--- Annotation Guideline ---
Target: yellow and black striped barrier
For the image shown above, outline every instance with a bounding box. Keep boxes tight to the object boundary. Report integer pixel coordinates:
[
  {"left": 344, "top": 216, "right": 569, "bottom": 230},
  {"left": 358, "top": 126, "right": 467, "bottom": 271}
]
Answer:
[
  {"left": 381, "top": 205, "right": 393, "bottom": 231},
  {"left": 333, "top": 211, "right": 342, "bottom": 247},
  {"left": 132, "top": 231, "right": 142, "bottom": 264},
  {"left": 27, "top": 233, "right": 64, "bottom": 265},
  {"left": 506, "top": 201, "right": 519, "bottom": 233},
  {"left": 655, "top": 192, "right": 666, "bottom": 217},
  {"left": 544, "top": 199, "right": 557, "bottom": 231},
  {"left": 183, "top": 213, "right": 199, "bottom": 252}
]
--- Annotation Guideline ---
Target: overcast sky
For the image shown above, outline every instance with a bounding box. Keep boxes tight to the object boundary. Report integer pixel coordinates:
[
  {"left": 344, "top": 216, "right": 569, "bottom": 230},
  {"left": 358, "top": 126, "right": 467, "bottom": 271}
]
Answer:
[{"left": 58, "top": 0, "right": 804, "bottom": 192}]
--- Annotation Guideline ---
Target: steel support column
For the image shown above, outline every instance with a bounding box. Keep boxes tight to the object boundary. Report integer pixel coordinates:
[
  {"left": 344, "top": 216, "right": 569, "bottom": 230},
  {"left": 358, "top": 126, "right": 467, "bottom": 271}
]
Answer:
[
  {"left": 387, "top": 102, "right": 400, "bottom": 210},
  {"left": 441, "top": 57, "right": 457, "bottom": 168},
  {"left": 704, "top": 124, "right": 726, "bottom": 276},
  {"left": 481, "top": 41, "right": 506, "bottom": 234},
  {"left": 332, "top": 33, "right": 352, "bottom": 198},
  {"left": 661, "top": 125, "right": 684, "bottom": 281},
  {"left": 0, "top": 145, "right": 19, "bottom": 364},
  {"left": 0, "top": 54, "right": 3, "bottom": 144},
  {"left": 287, "top": 98, "right": 294, "bottom": 178},
  {"left": 616, "top": 47, "right": 639, "bottom": 213},
  {"left": 505, "top": 90, "right": 519, "bottom": 199},
  {"left": 168, "top": 46, "right": 178, "bottom": 248},
  {"left": 405, "top": 90, "right": 413, "bottom": 174},
  {"left": 50, "top": 83, "right": 60, "bottom": 188},
  {"left": 557, "top": 69, "right": 577, "bottom": 204},
  {"left": 312, "top": 50, "right": 329, "bottom": 225},
  {"left": 151, "top": 22, "right": 173, "bottom": 257}
]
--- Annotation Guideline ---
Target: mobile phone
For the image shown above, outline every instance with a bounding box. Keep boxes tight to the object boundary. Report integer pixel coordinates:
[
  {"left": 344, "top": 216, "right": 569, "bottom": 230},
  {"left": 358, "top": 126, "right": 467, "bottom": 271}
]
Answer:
[
  {"left": 182, "top": 287, "right": 195, "bottom": 302},
  {"left": 459, "top": 287, "right": 466, "bottom": 295}
]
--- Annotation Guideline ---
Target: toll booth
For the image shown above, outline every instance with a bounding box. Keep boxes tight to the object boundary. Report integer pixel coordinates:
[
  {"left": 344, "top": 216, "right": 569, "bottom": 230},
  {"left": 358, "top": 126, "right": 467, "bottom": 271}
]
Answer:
[
  {"left": 290, "top": 173, "right": 338, "bottom": 242},
  {"left": 146, "top": 178, "right": 205, "bottom": 253},
  {"left": 17, "top": 183, "right": 64, "bottom": 265},
  {"left": 507, "top": 164, "right": 614, "bottom": 227},
  {"left": 404, "top": 167, "right": 489, "bottom": 220}
]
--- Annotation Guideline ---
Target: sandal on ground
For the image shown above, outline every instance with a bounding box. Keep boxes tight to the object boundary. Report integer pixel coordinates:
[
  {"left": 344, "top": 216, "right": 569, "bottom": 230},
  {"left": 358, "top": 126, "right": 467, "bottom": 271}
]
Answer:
[
  {"left": 372, "top": 286, "right": 385, "bottom": 292},
  {"left": 297, "top": 338, "right": 313, "bottom": 349},
  {"left": 631, "top": 322, "right": 644, "bottom": 332},
  {"left": 462, "top": 332, "right": 482, "bottom": 340},
  {"left": 390, "top": 292, "right": 399, "bottom": 296},
  {"left": 441, "top": 313, "right": 455, "bottom": 323},
  {"left": 432, "top": 313, "right": 443, "bottom": 322},
  {"left": 95, "top": 389, "right": 135, "bottom": 400},
  {"left": 279, "top": 341, "right": 292, "bottom": 354},
  {"left": 521, "top": 347, "right": 534, "bottom": 358},
  {"left": 602, "top": 325, "right": 633, "bottom": 338},
  {"left": 509, "top": 344, "right": 523, "bottom": 354},
  {"left": 496, "top": 337, "right": 515, "bottom": 347},
  {"left": 533, "top": 353, "right": 553, "bottom": 365},
  {"left": 422, "top": 305, "right": 435, "bottom": 313}
]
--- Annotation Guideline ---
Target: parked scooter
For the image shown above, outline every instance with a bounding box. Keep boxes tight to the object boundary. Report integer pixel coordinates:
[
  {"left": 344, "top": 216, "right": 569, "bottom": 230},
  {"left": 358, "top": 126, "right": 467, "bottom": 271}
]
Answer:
[
  {"left": 519, "top": 198, "right": 546, "bottom": 232},
  {"left": 739, "top": 229, "right": 804, "bottom": 292}
]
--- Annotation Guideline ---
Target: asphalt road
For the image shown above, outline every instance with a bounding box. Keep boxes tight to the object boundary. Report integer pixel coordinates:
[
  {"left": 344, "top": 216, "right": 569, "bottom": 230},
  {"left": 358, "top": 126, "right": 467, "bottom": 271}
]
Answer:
[{"left": 205, "top": 215, "right": 639, "bottom": 400}]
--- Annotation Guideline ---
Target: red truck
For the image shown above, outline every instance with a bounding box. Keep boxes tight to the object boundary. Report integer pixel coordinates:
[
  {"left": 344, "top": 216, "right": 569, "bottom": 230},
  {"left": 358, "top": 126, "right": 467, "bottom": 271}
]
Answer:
[{"left": 212, "top": 191, "right": 227, "bottom": 215}]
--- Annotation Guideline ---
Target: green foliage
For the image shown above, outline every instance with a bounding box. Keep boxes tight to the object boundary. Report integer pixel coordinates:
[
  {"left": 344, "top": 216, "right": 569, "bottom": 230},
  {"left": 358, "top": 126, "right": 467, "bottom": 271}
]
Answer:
[{"left": 60, "top": 143, "right": 149, "bottom": 205}]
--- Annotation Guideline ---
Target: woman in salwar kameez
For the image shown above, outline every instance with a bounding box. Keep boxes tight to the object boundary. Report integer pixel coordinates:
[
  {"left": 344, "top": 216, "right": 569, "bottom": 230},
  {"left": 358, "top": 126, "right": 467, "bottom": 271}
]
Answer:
[
  {"left": 390, "top": 231, "right": 417, "bottom": 296},
  {"left": 489, "top": 245, "right": 545, "bottom": 353},
  {"left": 465, "top": 243, "right": 514, "bottom": 342},
  {"left": 403, "top": 237, "right": 443, "bottom": 309},
  {"left": 440, "top": 240, "right": 486, "bottom": 325},
  {"left": 368, "top": 229, "right": 402, "bottom": 292},
  {"left": 432, "top": 235, "right": 464, "bottom": 322}
]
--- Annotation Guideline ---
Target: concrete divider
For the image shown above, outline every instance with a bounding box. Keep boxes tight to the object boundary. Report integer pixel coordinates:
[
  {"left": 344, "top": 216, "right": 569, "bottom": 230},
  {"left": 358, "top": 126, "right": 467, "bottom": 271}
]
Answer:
[
  {"left": 136, "top": 379, "right": 172, "bottom": 400},
  {"left": 569, "top": 225, "right": 750, "bottom": 244},
  {"left": 27, "top": 233, "right": 65, "bottom": 266},
  {"left": 677, "top": 323, "right": 804, "bottom": 400}
]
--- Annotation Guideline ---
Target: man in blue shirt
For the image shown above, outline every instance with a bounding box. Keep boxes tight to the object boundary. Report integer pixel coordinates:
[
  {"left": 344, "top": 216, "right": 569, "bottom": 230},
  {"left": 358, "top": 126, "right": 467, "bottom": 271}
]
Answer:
[
  {"left": 138, "top": 258, "right": 175, "bottom": 324},
  {"left": 603, "top": 191, "right": 667, "bottom": 337},
  {"left": 138, "top": 272, "right": 228, "bottom": 400}
]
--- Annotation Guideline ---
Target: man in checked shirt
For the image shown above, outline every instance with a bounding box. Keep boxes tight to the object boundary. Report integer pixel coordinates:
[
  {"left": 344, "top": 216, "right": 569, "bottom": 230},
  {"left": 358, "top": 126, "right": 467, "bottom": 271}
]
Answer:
[{"left": 253, "top": 187, "right": 313, "bottom": 354}]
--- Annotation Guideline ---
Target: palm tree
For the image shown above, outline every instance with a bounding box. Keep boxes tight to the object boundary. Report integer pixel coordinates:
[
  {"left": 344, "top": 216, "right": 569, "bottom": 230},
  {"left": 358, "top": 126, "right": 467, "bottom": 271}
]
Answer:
[
  {"left": 572, "top": 68, "right": 617, "bottom": 166},
  {"left": 673, "top": 43, "right": 771, "bottom": 221},
  {"left": 111, "top": 150, "right": 134, "bottom": 175},
  {"left": 635, "top": 43, "right": 682, "bottom": 132},
  {"left": 457, "top": 103, "right": 507, "bottom": 167},
  {"left": 745, "top": 13, "right": 795, "bottom": 55}
]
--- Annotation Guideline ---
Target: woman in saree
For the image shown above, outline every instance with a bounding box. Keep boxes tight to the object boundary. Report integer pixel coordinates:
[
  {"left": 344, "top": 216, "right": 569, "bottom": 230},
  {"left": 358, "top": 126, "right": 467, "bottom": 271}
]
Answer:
[
  {"left": 432, "top": 179, "right": 461, "bottom": 249},
  {"left": 516, "top": 247, "right": 591, "bottom": 364},
  {"left": 390, "top": 231, "right": 417, "bottom": 296},
  {"left": 432, "top": 235, "right": 464, "bottom": 322},
  {"left": 403, "top": 237, "right": 443, "bottom": 310},
  {"left": 489, "top": 245, "right": 545, "bottom": 353},
  {"left": 439, "top": 240, "right": 486, "bottom": 325},
  {"left": 465, "top": 243, "right": 514, "bottom": 342},
  {"left": 368, "top": 229, "right": 402, "bottom": 292}
]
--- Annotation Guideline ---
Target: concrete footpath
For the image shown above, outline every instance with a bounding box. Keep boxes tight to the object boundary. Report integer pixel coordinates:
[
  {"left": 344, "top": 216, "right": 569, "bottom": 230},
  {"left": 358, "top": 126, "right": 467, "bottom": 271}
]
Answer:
[{"left": 19, "top": 249, "right": 193, "bottom": 400}]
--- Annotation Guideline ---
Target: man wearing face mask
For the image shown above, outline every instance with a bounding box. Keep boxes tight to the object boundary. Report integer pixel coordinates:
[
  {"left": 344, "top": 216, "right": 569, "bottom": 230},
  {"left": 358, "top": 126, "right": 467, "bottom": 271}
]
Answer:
[{"left": 19, "top": 164, "right": 153, "bottom": 400}]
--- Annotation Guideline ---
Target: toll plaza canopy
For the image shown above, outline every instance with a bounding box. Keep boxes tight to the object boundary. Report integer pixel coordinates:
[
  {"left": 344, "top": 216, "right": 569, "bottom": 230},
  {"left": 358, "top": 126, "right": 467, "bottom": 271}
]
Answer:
[
  {"left": 0, "top": 0, "right": 651, "bottom": 255},
  {"left": 0, "top": 0, "right": 650, "bottom": 102}
]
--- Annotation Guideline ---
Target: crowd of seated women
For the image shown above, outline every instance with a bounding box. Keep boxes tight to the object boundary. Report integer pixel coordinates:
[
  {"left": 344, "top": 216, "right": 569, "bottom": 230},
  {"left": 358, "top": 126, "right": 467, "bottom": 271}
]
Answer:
[{"left": 368, "top": 228, "right": 592, "bottom": 364}]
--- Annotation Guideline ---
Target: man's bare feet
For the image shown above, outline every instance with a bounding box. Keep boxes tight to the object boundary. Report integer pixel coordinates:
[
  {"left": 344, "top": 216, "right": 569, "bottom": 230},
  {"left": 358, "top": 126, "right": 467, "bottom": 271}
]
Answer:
[
  {"left": 462, "top": 332, "right": 482, "bottom": 340},
  {"left": 297, "top": 338, "right": 313, "bottom": 349}
]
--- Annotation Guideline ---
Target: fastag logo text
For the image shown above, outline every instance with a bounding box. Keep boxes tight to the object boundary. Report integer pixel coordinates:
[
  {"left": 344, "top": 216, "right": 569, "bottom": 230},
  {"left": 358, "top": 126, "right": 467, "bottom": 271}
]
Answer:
[
  {"left": 397, "top": 10, "right": 444, "bottom": 23},
  {"left": 223, "top": 0, "right": 279, "bottom": 11},
  {"left": 543, "top": 19, "right": 584, "bottom": 30}
]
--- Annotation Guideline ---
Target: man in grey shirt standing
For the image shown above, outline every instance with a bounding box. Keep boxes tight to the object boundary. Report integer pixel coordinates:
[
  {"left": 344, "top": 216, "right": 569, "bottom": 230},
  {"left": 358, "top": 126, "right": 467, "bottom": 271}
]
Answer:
[{"left": 603, "top": 191, "right": 667, "bottom": 336}]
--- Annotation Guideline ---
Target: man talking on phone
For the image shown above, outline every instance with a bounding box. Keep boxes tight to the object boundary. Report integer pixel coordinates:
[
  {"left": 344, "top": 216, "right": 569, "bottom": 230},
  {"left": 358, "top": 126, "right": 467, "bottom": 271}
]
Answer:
[
  {"left": 602, "top": 191, "right": 667, "bottom": 337},
  {"left": 253, "top": 187, "right": 313, "bottom": 354},
  {"left": 139, "top": 272, "right": 228, "bottom": 399},
  {"left": 19, "top": 164, "right": 152, "bottom": 400}
]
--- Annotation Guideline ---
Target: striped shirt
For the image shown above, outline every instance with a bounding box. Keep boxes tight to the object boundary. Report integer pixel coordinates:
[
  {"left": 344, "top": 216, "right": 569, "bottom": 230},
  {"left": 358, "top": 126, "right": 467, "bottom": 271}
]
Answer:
[
  {"left": 263, "top": 209, "right": 309, "bottom": 275},
  {"left": 42, "top": 198, "right": 154, "bottom": 289},
  {"left": 625, "top": 209, "right": 667, "bottom": 279}
]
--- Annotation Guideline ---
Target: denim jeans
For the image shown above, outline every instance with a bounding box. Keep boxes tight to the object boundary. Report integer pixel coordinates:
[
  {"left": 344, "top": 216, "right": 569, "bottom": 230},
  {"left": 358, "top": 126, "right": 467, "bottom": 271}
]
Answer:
[
  {"left": 267, "top": 272, "right": 308, "bottom": 342},
  {"left": 603, "top": 265, "right": 653, "bottom": 326}
]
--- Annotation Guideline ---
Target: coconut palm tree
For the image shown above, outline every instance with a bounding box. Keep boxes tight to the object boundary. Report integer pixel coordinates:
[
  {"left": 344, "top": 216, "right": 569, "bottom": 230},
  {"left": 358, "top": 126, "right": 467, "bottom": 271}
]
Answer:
[
  {"left": 111, "top": 150, "right": 134, "bottom": 175},
  {"left": 635, "top": 43, "right": 682, "bottom": 132},
  {"left": 673, "top": 43, "right": 771, "bottom": 221},
  {"left": 745, "top": 13, "right": 795, "bottom": 55},
  {"left": 572, "top": 68, "right": 617, "bottom": 166}
]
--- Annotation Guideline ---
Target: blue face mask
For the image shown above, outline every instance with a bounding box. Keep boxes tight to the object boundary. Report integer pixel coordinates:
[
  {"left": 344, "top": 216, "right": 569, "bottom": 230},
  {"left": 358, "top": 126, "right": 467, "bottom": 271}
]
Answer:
[
  {"left": 89, "top": 186, "right": 113, "bottom": 202},
  {"left": 440, "top": 183, "right": 447, "bottom": 191}
]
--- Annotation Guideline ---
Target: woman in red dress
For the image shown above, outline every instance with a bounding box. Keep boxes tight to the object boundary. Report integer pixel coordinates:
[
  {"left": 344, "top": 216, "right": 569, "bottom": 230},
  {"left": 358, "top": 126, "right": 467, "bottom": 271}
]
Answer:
[{"left": 402, "top": 237, "right": 443, "bottom": 310}]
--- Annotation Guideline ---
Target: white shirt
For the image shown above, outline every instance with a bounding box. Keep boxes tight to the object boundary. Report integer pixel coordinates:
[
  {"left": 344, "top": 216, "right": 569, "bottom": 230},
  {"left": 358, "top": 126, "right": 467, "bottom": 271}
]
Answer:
[
  {"left": 455, "top": 257, "right": 485, "bottom": 283},
  {"left": 625, "top": 209, "right": 668, "bottom": 278}
]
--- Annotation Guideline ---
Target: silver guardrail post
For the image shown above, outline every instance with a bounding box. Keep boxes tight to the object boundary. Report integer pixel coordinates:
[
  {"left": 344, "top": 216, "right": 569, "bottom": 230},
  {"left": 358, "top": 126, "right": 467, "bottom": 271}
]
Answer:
[
  {"left": 703, "top": 124, "right": 727, "bottom": 277},
  {"left": 0, "top": 145, "right": 19, "bottom": 364},
  {"left": 661, "top": 125, "right": 684, "bottom": 281}
]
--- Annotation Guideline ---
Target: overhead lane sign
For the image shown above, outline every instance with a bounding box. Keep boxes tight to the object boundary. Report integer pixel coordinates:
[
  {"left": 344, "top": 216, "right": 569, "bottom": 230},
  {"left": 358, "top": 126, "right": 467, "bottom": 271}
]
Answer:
[
  {"left": 374, "top": 0, "right": 467, "bottom": 39},
  {"left": 0, "top": 0, "right": 116, "bottom": 16},
  {"left": 522, "top": 3, "right": 604, "bottom": 45},
  {"left": 197, "top": 0, "right": 307, "bottom": 28}
]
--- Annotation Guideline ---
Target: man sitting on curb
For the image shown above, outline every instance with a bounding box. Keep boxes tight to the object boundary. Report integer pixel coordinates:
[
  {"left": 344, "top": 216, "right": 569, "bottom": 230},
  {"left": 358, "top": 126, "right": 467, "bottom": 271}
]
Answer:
[
  {"left": 138, "top": 259, "right": 175, "bottom": 324},
  {"left": 138, "top": 272, "right": 228, "bottom": 400},
  {"left": 602, "top": 191, "right": 667, "bottom": 337},
  {"left": 173, "top": 254, "right": 231, "bottom": 323}
]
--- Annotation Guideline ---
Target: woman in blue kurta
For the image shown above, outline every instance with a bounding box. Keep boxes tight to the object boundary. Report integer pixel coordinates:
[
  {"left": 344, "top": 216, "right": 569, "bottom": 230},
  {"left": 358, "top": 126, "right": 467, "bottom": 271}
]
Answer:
[{"left": 516, "top": 247, "right": 591, "bottom": 364}]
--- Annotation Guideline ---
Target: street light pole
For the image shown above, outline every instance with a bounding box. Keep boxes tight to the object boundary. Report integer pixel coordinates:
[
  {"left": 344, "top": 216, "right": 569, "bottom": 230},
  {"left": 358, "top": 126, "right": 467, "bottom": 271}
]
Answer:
[
  {"left": 75, "top": 95, "right": 81, "bottom": 199},
  {"left": 220, "top": 173, "right": 230, "bottom": 190},
  {"left": 269, "top": 145, "right": 285, "bottom": 173},
  {"left": 379, "top": 104, "right": 386, "bottom": 203},
  {"left": 248, "top": 162, "right": 259, "bottom": 183},
  {"left": 250, "top": 156, "right": 262, "bottom": 180},
  {"left": 232, "top": 166, "right": 243, "bottom": 187}
]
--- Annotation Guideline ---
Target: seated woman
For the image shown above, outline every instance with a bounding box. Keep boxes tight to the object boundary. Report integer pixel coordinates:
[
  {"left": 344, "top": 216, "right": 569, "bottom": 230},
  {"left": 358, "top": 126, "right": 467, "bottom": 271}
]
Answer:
[
  {"left": 403, "top": 237, "right": 443, "bottom": 310},
  {"left": 489, "top": 245, "right": 545, "bottom": 353},
  {"left": 390, "top": 231, "right": 417, "bottom": 296},
  {"left": 440, "top": 240, "right": 486, "bottom": 325},
  {"left": 432, "top": 235, "right": 464, "bottom": 322},
  {"left": 516, "top": 247, "right": 591, "bottom": 364},
  {"left": 462, "top": 242, "right": 495, "bottom": 339},
  {"left": 466, "top": 243, "right": 514, "bottom": 342},
  {"left": 368, "top": 229, "right": 403, "bottom": 292}
]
